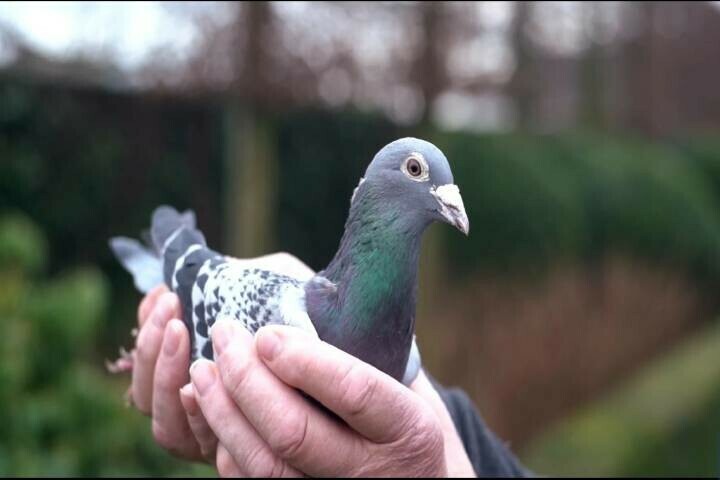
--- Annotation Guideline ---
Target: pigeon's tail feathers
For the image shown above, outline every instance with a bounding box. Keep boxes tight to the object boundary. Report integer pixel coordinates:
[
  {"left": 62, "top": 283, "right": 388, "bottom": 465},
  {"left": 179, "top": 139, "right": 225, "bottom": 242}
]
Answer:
[
  {"left": 109, "top": 236, "right": 164, "bottom": 294},
  {"left": 149, "top": 205, "right": 209, "bottom": 289},
  {"left": 110, "top": 205, "right": 204, "bottom": 294},
  {"left": 150, "top": 205, "right": 200, "bottom": 254}
]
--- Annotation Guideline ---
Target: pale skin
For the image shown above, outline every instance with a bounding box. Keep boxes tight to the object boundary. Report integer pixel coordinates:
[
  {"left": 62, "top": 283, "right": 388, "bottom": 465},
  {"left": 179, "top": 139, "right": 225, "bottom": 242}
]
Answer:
[{"left": 128, "top": 252, "right": 476, "bottom": 477}]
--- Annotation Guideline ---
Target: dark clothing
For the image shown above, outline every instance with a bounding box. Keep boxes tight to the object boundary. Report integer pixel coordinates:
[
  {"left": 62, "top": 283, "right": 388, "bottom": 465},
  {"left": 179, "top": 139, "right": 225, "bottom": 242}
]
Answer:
[{"left": 435, "top": 382, "right": 532, "bottom": 477}]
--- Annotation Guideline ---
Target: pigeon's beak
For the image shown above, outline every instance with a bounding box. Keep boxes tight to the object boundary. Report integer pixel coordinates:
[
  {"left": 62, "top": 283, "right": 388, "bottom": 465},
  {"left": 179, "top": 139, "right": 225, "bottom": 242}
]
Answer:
[{"left": 431, "top": 184, "right": 469, "bottom": 235}]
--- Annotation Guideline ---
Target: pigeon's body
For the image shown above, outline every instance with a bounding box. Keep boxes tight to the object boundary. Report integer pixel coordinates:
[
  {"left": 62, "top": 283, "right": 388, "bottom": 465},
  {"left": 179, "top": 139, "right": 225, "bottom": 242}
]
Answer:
[
  {"left": 110, "top": 138, "right": 469, "bottom": 386},
  {"left": 188, "top": 260, "right": 310, "bottom": 360},
  {"left": 164, "top": 231, "right": 313, "bottom": 363},
  {"left": 115, "top": 210, "right": 318, "bottom": 365}
]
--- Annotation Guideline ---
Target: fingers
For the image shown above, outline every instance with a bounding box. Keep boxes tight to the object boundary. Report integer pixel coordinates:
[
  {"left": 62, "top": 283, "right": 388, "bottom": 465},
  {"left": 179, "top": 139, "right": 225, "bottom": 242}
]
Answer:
[
  {"left": 255, "top": 325, "right": 429, "bottom": 444},
  {"left": 190, "top": 359, "right": 303, "bottom": 478},
  {"left": 138, "top": 284, "right": 168, "bottom": 328},
  {"left": 149, "top": 319, "right": 203, "bottom": 461},
  {"left": 216, "top": 444, "right": 244, "bottom": 478},
  {"left": 410, "top": 370, "right": 456, "bottom": 431},
  {"left": 132, "top": 291, "right": 180, "bottom": 413},
  {"left": 210, "top": 320, "right": 363, "bottom": 476},
  {"left": 411, "top": 371, "right": 476, "bottom": 477},
  {"left": 179, "top": 384, "right": 218, "bottom": 462}
]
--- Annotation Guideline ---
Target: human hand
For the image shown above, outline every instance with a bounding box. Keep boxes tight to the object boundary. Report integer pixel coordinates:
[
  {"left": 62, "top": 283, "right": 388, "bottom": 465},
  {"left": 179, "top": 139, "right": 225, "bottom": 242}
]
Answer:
[
  {"left": 126, "top": 283, "right": 207, "bottom": 462},
  {"left": 123, "top": 252, "right": 316, "bottom": 463},
  {"left": 188, "top": 320, "right": 477, "bottom": 477}
]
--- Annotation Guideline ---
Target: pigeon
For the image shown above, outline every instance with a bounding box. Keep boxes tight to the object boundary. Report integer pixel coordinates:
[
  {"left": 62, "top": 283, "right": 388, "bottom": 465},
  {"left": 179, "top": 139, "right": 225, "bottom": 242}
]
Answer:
[{"left": 109, "top": 137, "right": 469, "bottom": 386}]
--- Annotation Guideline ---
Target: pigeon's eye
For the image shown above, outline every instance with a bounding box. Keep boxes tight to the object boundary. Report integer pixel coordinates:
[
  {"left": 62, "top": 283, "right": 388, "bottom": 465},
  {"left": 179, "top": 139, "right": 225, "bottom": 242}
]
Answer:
[
  {"left": 402, "top": 154, "right": 429, "bottom": 181},
  {"left": 407, "top": 159, "right": 422, "bottom": 176}
]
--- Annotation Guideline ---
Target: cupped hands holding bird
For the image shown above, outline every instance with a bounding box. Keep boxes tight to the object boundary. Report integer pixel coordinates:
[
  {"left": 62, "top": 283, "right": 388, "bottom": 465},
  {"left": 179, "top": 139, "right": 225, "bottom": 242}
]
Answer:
[{"left": 130, "top": 254, "right": 476, "bottom": 477}]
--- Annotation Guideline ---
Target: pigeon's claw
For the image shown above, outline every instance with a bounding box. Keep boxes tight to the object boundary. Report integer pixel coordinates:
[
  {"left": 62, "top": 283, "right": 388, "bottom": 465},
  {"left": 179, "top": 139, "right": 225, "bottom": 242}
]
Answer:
[{"left": 105, "top": 346, "right": 135, "bottom": 374}]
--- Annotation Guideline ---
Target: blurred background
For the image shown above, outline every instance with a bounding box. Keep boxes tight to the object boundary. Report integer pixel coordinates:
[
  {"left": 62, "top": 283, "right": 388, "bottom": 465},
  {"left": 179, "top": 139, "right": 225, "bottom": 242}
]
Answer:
[{"left": 2, "top": 1, "right": 720, "bottom": 475}]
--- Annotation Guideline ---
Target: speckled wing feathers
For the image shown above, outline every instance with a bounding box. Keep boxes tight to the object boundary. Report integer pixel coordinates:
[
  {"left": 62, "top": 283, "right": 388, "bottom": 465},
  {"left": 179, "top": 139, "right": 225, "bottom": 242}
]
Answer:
[{"left": 165, "top": 232, "right": 318, "bottom": 362}]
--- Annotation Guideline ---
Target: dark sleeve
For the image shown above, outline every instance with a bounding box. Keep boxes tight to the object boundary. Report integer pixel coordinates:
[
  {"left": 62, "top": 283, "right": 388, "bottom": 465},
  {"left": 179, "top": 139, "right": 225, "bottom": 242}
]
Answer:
[{"left": 432, "top": 378, "right": 533, "bottom": 477}]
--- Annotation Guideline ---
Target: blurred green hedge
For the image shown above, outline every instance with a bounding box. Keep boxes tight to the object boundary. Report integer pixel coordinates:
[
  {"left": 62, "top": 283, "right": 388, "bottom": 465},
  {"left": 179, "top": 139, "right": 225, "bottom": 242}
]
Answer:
[
  {"left": 3, "top": 77, "right": 720, "bottom": 289},
  {"left": 0, "top": 213, "right": 212, "bottom": 476},
  {"left": 433, "top": 132, "right": 720, "bottom": 283},
  {"left": 272, "top": 113, "right": 720, "bottom": 288},
  {"left": 0, "top": 76, "right": 226, "bottom": 355}
]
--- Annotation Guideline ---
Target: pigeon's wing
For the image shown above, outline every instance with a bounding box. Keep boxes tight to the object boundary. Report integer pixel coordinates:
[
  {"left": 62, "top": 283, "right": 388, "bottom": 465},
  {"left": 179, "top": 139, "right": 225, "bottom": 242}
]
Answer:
[
  {"left": 187, "top": 259, "right": 318, "bottom": 361},
  {"left": 111, "top": 205, "right": 319, "bottom": 366}
]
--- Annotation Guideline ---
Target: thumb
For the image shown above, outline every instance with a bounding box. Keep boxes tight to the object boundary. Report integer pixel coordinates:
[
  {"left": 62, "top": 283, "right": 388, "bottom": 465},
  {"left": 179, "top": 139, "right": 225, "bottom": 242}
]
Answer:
[
  {"left": 410, "top": 370, "right": 457, "bottom": 433},
  {"left": 411, "top": 370, "right": 476, "bottom": 477}
]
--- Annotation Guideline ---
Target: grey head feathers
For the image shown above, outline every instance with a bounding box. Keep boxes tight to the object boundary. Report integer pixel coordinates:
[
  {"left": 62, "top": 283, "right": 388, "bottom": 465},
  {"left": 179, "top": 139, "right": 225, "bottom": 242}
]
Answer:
[
  {"left": 349, "top": 136, "right": 468, "bottom": 235},
  {"left": 364, "top": 137, "right": 454, "bottom": 187}
]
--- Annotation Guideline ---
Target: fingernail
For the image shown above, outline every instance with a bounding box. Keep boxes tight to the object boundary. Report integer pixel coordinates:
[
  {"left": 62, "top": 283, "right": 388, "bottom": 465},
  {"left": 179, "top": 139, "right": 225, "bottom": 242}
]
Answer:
[
  {"left": 163, "top": 321, "right": 182, "bottom": 356},
  {"left": 256, "top": 327, "right": 282, "bottom": 361},
  {"left": 179, "top": 383, "right": 199, "bottom": 416},
  {"left": 153, "top": 293, "right": 176, "bottom": 328},
  {"left": 190, "top": 360, "right": 216, "bottom": 395},
  {"left": 211, "top": 320, "right": 232, "bottom": 354},
  {"left": 180, "top": 383, "right": 193, "bottom": 398}
]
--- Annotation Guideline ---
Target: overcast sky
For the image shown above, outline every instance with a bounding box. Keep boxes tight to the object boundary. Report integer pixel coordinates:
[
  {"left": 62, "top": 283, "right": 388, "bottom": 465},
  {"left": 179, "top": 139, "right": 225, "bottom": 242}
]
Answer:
[
  {"left": 3, "top": 1, "right": 720, "bottom": 69},
  {"left": 0, "top": 1, "right": 228, "bottom": 69},
  {"left": 3, "top": 1, "right": 719, "bottom": 131}
]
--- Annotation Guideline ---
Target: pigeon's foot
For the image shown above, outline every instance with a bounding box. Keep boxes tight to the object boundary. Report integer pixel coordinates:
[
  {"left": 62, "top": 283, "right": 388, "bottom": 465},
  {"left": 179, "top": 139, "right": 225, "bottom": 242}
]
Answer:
[
  {"left": 123, "top": 386, "right": 134, "bottom": 408},
  {"left": 105, "top": 346, "right": 134, "bottom": 374}
]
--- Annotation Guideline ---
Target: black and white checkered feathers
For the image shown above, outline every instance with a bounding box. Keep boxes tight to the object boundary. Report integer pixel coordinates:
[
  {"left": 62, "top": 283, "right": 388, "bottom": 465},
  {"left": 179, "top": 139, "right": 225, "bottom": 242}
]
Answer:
[{"left": 110, "top": 206, "right": 317, "bottom": 363}]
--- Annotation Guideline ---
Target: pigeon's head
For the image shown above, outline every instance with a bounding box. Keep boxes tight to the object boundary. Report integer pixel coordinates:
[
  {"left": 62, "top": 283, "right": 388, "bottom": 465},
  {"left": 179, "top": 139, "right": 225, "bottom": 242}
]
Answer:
[{"left": 359, "top": 137, "right": 469, "bottom": 235}]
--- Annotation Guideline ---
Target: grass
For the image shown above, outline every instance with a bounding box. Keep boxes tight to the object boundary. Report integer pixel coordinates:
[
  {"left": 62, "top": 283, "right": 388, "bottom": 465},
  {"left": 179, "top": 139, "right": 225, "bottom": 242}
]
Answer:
[{"left": 519, "top": 320, "right": 720, "bottom": 476}]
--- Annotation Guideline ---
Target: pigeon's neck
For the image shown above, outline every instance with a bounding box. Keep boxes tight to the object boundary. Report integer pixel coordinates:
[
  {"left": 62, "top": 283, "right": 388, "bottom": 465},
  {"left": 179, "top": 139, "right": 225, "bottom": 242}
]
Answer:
[
  {"left": 325, "top": 206, "right": 424, "bottom": 312},
  {"left": 310, "top": 188, "right": 428, "bottom": 380}
]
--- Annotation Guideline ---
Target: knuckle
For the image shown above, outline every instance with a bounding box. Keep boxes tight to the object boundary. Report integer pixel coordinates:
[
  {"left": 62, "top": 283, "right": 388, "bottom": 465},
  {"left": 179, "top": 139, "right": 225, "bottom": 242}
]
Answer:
[
  {"left": 201, "top": 444, "right": 217, "bottom": 464},
  {"left": 375, "top": 404, "right": 446, "bottom": 476},
  {"left": 344, "top": 440, "right": 377, "bottom": 477},
  {"left": 135, "top": 330, "right": 158, "bottom": 365},
  {"left": 403, "top": 405, "right": 444, "bottom": 459},
  {"left": 137, "top": 298, "right": 149, "bottom": 325},
  {"left": 131, "top": 388, "right": 151, "bottom": 415},
  {"left": 166, "top": 293, "right": 181, "bottom": 316},
  {"left": 216, "top": 447, "right": 238, "bottom": 477},
  {"left": 221, "top": 354, "right": 253, "bottom": 400},
  {"left": 151, "top": 419, "right": 176, "bottom": 451},
  {"left": 244, "top": 444, "right": 286, "bottom": 478},
  {"left": 267, "top": 410, "right": 309, "bottom": 460},
  {"left": 135, "top": 402, "right": 151, "bottom": 417},
  {"left": 337, "top": 363, "right": 377, "bottom": 417},
  {"left": 282, "top": 352, "right": 308, "bottom": 387},
  {"left": 266, "top": 460, "right": 291, "bottom": 478}
]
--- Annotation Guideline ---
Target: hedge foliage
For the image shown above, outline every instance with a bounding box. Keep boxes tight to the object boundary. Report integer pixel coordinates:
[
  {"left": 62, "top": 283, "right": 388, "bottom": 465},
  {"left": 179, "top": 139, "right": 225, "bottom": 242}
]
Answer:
[
  {"left": 0, "top": 213, "right": 212, "bottom": 476},
  {"left": 434, "top": 132, "right": 720, "bottom": 283}
]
